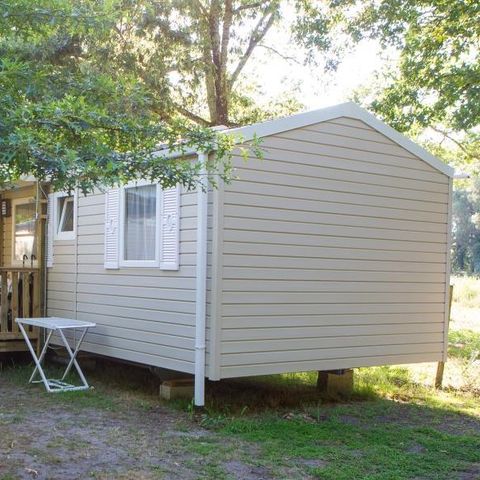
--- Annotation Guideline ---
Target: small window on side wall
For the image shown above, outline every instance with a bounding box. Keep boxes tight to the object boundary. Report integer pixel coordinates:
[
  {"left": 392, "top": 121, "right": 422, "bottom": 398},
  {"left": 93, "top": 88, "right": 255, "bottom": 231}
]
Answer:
[{"left": 54, "top": 192, "right": 76, "bottom": 241}]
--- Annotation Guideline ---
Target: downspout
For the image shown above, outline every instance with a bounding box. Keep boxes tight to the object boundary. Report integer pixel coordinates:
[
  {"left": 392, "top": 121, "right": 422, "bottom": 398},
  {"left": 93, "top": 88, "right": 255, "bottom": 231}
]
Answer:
[{"left": 194, "top": 152, "right": 209, "bottom": 407}]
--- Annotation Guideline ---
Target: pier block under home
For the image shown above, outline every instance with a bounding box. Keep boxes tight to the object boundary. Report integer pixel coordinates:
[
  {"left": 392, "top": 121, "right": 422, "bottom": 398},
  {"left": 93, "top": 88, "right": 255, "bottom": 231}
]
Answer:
[{"left": 0, "top": 102, "right": 455, "bottom": 405}]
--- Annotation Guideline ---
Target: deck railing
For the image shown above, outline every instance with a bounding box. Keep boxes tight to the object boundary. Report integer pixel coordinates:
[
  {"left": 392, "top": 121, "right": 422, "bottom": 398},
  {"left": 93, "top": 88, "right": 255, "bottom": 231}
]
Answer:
[{"left": 0, "top": 267, "right": 41, "bottom": 344}]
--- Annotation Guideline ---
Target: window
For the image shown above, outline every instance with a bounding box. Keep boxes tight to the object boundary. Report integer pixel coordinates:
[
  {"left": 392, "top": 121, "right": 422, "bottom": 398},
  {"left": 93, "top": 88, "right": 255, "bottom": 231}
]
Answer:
[
  {"left": 54, "top": 192, "right": 77, "bottom": 240},
  {"left": 12, "top": 199, "right": 37, "bottom": 264},
  {"left": 119, "top": 183, "right": 160, "bottom": 267}
]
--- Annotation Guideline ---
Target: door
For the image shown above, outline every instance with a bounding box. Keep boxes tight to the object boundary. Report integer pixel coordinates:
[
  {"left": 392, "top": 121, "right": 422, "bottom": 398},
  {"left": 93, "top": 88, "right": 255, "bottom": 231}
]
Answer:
[{"left": 12, "top": 198, "right": 38, "bottom": 267}]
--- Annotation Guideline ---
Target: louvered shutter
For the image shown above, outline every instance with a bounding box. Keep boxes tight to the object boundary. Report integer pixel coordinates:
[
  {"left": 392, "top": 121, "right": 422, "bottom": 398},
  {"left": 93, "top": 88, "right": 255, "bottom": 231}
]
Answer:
[
  {"left": 160, "top": 186, "right": 180, "bottom": 270},
  {"left": 46, "top": 193, "right": 54, "bottom": 268},
  {"left": 104, "top": 188, "right": 120, "bottom": 269}
]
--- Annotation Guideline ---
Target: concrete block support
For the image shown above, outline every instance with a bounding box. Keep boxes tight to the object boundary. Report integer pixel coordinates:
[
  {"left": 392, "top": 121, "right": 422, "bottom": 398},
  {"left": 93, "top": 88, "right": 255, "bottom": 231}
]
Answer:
[
  {"left": 160, "top": 378, "right": 195, "bottom": 401},
  {"left": 317, "top": 369, "right": 354, "bottom": 397}
]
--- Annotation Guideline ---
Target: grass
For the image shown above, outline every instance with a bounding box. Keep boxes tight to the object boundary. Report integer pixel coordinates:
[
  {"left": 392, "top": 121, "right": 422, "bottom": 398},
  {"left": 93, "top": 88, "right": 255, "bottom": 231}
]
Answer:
[
  {"left": 452, "top": 275, "right": 480, "bottom": 309},
  {"left": 2, "top": 276, "right": 480, "bottom": 479}
]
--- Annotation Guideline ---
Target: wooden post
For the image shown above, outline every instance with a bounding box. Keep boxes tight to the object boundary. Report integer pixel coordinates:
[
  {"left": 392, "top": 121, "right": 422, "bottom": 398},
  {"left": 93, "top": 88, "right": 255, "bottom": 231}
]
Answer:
[
  {"left": 0, "top": 272, "right": 7, "bottom": 333},
  {"left": 34, "top": 182, "right": 47, "bottom": 354},
  {"left": 435, "top": 284, "right": 454, "bottom": 389},
  {"left": 0, "top": 193, "right": 3, "bottom": 268},
  {"left": 11, "top": 271, "right": 19, "bottom": 332}
]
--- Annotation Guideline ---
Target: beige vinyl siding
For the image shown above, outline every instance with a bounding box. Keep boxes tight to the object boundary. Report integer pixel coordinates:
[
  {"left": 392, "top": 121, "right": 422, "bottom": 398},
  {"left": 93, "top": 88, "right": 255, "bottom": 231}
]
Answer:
[
  {"left": 218, "top": 117, "right": 450, "bottom": 378},
  {"left": 47, "top": 186, "right": 210, "bottom": 375}
]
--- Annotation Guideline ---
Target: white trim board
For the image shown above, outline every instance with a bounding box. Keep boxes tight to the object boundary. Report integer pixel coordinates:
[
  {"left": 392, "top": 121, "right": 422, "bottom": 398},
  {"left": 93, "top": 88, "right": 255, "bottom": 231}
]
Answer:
[{"left": 223, "top": 102, "right": 455, "bottom": 178}]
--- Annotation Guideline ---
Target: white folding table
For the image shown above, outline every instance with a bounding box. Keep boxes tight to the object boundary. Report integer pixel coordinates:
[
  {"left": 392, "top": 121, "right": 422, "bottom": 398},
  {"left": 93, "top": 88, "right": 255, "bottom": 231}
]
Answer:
[{"left": 16, "top": 317, "right": 96, "bottom": 393}]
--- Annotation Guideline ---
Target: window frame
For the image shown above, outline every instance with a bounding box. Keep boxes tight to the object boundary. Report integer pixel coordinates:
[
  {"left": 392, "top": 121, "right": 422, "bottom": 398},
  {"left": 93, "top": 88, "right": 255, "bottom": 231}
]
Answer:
[
  {"left": 53, "top": 191, "right": 77, "bottom": 241},
  {"left": 119, "top": 181, "right": 162, "bottom": 268},
  {"left": 11, "top": 197, "right": 37, "bottom": 266}
]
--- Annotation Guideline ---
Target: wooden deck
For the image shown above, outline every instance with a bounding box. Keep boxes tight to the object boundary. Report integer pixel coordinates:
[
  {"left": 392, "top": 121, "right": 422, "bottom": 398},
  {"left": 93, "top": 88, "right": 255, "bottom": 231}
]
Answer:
[{"left": 0, "top": 268, "right": 41, "bottom": 352}]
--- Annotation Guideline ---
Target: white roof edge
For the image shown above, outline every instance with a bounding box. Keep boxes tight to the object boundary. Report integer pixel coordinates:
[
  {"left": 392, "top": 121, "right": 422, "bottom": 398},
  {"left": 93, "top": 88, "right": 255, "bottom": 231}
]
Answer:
[{"left": 222, "top": 101, "right": 455, "bottom": 178}]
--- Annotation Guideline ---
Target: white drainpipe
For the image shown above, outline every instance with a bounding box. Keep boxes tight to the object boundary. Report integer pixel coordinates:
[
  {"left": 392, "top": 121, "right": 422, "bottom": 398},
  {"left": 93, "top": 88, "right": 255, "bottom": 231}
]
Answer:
[{"left": 194, "top": 152, "right": 208, "bottom": 406}]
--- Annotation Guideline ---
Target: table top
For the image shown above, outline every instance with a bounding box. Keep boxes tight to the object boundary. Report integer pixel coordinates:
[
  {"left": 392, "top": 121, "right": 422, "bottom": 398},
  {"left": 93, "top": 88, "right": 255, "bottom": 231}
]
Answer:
[{"left": 15, "top": 317, "right": 96, "bottom": 329}]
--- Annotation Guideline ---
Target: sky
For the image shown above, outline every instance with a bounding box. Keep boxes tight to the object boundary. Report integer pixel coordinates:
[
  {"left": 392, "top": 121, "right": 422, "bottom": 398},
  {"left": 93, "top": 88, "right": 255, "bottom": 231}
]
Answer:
[{"left": 241, "top": 13, "right": 394, "bottom": 112}]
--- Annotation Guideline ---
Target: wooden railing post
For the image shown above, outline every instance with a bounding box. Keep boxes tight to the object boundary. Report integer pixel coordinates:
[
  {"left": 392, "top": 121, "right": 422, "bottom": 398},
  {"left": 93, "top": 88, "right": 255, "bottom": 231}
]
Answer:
[
  {"left": 11, "top": 271, "right": 19, "bottom": 333},
  {"left": 0, "top": 272, "right": 7, "bottom": 333}
]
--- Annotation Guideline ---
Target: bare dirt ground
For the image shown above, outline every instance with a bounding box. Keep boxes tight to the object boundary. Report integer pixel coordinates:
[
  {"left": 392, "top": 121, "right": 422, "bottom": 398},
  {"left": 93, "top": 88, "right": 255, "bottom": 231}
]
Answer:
[{"left": 0, "top": 363, "right": 299, "bottom": 480}]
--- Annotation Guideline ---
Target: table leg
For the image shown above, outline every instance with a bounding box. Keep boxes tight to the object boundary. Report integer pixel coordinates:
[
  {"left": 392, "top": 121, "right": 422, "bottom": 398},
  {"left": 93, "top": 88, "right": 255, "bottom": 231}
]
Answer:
[
  {"left": 17, "top": 323, "right": 53, "bottom": 393},
  {"left": 29, "top": 329, "right": 54, "bottom": 383},
  {"left": 58, "top": 328, "right": 90, "bottom": 389}
]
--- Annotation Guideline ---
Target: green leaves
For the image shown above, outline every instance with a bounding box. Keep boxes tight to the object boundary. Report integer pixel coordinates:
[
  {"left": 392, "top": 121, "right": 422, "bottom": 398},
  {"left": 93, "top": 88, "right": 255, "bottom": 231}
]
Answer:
[
  {"left": 331, "top": 0, "right": 480, "bottom": 169},
  {"left": 0, "top": 0, "right": 237, "bottom": 194}
]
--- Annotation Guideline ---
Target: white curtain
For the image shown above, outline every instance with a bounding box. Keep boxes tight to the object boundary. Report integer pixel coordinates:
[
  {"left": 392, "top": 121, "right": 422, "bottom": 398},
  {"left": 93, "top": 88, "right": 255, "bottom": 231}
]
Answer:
[{"left": 124, "top": 185, "right": 156, "bottom": 261}]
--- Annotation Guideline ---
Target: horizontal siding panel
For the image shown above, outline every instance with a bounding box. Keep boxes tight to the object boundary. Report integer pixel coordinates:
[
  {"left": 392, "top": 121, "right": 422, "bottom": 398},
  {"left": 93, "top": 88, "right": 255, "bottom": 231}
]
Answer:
[
  {"left": 223, "top": 321, "right": 444, "bottom": 340},
  {"left": 222, "top": 280, "right": 446, "bottom": 293},
  {"left": 222, "top": 342, "right": 442, "bottom": 367},
  {"left": 239, "top": 156, "right": 447, "bottom": 193},
  {"left": 76, "top": 293, "right": 195, "bottom": 314},
  {"left": 223, "top": 291, "right": 444, "bottom": 304},
  {"left": 48, "top": 272, "right": 75, "bottom": 283},
  {"left": 220, "top": 352, "right": 443, "bottom": 378},
  {"left": 84, "top": 328, "right": 193, "bottom": 355},
  {"left": 226, "top": 180, "right": 445, "bottom": 214},
  {"left": 78, "top": 203, "right": 105, "bottom": 216},
  {"left": 222, "top": 302, "right": 445, "bottom": 316},
  {"left": 222, "top": 332, "right": 444, "bottom": 353},
  {"left": 76, "top": 311, "right": 195, "bottom": 338},
  {"left": 234, "top": 169, "right": 447, "bottom": 204},
  {"left": 222, "top": 230, "right": 446, "bottom": 253},
  {"left": 49, "top": 282, "right": 75, "bottom": 293},
  {"left": 77, "top": 283, "right": 194, "bottom": 302},
  {"left": 222, "top": 243, "right": 445, "bottom": 263},
  {"left": 77, "top": 302, "right": 195, "bottom": 326},
  {"left": 224, "top": 192, "right": 447, "bottom": 224},
  {"left": 222, "top": 255, "right": 445, "bottom": 273},
  {"left": 224, "top": 205, "right": 446, "bottom": 233},
  {"left": 223, "top": 218, "right": 446, "bottom": 243},
  {"left": 222, "top": 267, "right": 445, "bottom": 283},
  {"left": 76, "top": 273, "right": 195, "bottom": 289},
  {"left": 47, "top": 298, "right": 75, "bottom": 311}
]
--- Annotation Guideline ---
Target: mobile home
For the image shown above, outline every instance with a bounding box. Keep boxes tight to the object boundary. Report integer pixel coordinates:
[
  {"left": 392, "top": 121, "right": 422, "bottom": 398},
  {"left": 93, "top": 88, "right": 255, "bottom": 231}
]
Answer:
[{"left": 0, "top": 103, "right": 454, "bottom": 405}]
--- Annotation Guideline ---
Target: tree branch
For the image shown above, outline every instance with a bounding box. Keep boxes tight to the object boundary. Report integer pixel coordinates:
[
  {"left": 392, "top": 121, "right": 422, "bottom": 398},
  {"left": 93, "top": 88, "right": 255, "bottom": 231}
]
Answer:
[
  {"left": 171, "top": 103, "right": 212, "bottom": 126},
  {"left": 229, "top": 10, "right": 277, "bottom": 88},
  {"left": 221, "top": 0, "right": 233, "bottom": 72},
  {"left": 430, "top": 126, "right": 471, "bottom": 156},
  {"left": 257, "top": 43, "right": 302, "bottom": 64},
  {"left": 233, "top": 1, "right": 271, "bottom": 14}
]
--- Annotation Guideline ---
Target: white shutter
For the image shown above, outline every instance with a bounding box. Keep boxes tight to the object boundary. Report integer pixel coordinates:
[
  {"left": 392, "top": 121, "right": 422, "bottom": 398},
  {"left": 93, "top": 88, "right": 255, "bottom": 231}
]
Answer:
[
  {"left": 104, "top": 188, "right": 120, "bottom": 269},
  {"left": 160, "top": 186, "right": 180, "bottom": 270},
  {"left": 46, "top": 193, "right": 54, "bottom": 268}
]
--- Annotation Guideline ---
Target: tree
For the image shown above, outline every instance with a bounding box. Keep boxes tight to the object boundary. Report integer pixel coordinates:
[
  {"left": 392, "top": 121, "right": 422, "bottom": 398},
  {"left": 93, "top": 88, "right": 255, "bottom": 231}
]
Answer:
[
  {"left": 0, "top": 0, "right": 332, "bottom": 192},
  {"left": 99, "top": 0, "right": 333, "bottom": 126},
  {"left": 0, "top": 0, "right": 236, "bottom": 193},
  {"left": 328, "top": 0, "right": 480, "bottom": 169},
  {"left": 452, "top": 180, "right": 480, "bottom": 274}
]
